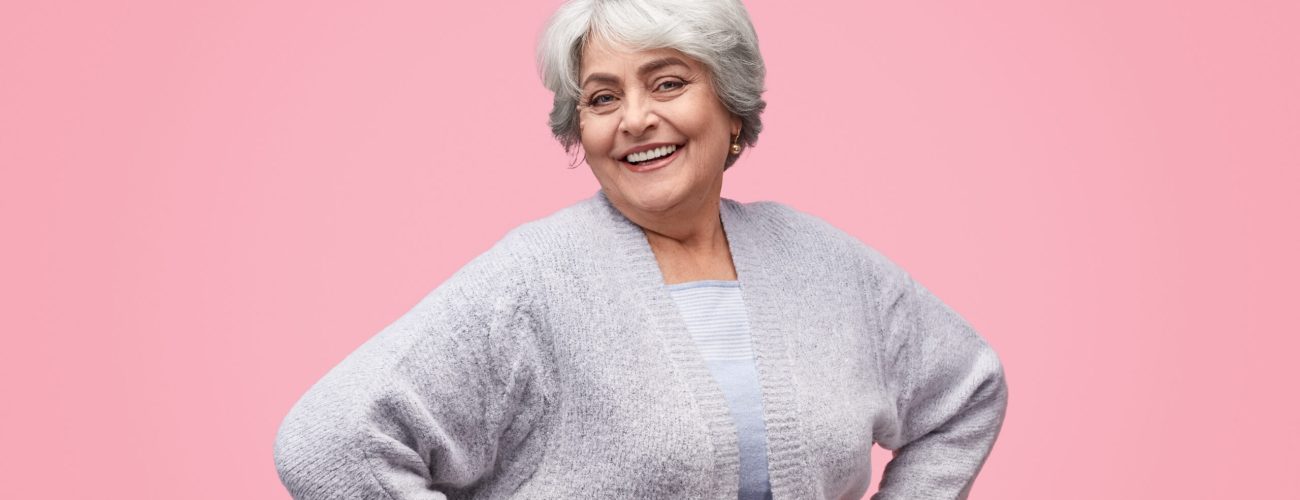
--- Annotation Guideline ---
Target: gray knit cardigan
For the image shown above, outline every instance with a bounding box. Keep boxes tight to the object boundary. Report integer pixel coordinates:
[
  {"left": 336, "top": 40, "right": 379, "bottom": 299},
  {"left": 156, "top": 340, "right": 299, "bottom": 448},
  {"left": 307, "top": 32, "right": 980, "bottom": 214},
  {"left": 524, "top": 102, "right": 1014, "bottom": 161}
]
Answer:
[{"left": 273, "top": 190, "right": 1009, "bottom": 499}]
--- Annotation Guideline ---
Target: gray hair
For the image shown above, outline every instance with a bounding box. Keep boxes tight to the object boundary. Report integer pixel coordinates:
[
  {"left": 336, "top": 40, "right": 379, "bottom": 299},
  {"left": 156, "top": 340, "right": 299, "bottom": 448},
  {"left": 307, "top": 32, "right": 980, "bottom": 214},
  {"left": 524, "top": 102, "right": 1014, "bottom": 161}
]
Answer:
[{"left": 537, "top": 0, "right": 767, "bottom": 170}]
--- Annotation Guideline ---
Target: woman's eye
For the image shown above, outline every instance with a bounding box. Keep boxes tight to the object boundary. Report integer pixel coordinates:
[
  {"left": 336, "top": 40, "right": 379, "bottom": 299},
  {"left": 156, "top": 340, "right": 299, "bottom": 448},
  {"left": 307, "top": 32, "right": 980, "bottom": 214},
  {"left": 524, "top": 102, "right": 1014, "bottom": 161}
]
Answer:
[
  {"left": 657, "top": 80, "right": 685, "bottom": 91},
  {"left": 589, "top": 94, "right": 616, "bottom": 106}
]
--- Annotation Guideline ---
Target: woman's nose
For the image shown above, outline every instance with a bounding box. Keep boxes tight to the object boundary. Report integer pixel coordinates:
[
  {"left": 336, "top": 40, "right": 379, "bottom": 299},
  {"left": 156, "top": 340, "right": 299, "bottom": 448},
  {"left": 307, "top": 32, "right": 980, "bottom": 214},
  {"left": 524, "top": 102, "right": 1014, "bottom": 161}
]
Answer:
[{"left": 619, "top": 94, "right": 659, "bottom": 137}]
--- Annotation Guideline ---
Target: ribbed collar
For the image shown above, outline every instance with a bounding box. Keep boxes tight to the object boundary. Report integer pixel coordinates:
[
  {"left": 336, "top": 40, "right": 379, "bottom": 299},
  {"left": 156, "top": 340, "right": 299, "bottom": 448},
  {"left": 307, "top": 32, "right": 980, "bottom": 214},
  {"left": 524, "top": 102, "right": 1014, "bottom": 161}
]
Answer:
[{"left": 590, "top": 189, "right": 813, "bottom": 499}]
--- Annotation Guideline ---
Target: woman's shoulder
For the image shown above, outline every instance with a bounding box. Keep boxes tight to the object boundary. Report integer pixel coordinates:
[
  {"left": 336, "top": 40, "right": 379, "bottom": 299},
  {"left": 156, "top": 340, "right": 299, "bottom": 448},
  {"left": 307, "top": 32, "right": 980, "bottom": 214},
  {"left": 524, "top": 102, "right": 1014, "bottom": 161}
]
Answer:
[
  {"left": 726, "top": 198, "right": 873, "bottom": 252},
  {"left": 726, "top": 197, "right": 846, "bottom": 237},
  {"left": 490, "top": 194, "right": 608, "bottom": 259},
  {"left": 725, "top": 198, "right": 905, "bottom": 277},
  {"left": 458, "top": 194, "right": 614, "bottom": 285}
]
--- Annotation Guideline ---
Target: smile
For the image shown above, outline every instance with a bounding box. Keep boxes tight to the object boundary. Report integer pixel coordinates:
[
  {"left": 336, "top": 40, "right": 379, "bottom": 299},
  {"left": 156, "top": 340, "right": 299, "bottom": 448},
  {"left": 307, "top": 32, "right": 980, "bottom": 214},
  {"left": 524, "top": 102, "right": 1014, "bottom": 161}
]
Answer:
[{"left": 621, "top": 143, "right": 684, "bottom": 173}]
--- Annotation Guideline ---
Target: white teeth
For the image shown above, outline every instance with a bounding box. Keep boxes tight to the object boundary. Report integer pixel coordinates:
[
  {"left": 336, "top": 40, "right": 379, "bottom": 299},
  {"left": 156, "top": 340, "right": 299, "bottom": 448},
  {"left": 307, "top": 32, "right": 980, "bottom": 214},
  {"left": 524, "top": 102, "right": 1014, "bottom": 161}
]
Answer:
[{"left": 627, "top": 144, "right": 677, "bottom": 163}]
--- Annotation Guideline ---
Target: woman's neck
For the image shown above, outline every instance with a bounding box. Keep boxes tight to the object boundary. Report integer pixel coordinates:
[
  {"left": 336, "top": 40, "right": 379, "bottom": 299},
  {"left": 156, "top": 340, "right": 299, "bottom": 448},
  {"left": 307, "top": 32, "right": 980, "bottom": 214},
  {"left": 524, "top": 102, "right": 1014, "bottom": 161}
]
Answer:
[{"left": 638, "top": 199, "right": 737, "bottom": 284}]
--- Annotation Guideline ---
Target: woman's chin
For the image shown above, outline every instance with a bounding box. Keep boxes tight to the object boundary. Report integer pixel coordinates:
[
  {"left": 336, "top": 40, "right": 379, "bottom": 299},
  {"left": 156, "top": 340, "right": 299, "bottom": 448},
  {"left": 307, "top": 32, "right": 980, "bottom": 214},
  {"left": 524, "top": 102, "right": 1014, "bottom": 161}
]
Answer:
[{"left": 613, "top": 183, "right": 685, "bottom": 215}]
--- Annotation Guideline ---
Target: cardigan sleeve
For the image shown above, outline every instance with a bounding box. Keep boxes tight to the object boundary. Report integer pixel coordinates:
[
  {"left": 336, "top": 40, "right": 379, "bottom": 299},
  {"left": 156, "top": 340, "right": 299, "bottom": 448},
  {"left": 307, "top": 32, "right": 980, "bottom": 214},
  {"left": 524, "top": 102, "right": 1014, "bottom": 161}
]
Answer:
[
  {"left": 273, "top": 239, "right": 539, "bottom": 499},
  {"left": 864, "top": 248, "right": 1009, "bottom": 500}
]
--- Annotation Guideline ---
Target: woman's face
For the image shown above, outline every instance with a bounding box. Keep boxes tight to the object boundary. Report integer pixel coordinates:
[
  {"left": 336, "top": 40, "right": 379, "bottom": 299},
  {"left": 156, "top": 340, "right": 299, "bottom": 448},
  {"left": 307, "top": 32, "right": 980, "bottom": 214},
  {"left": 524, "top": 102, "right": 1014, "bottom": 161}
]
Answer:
[{"left": 577, "top": 36, "right": 740, "bottom": 218}]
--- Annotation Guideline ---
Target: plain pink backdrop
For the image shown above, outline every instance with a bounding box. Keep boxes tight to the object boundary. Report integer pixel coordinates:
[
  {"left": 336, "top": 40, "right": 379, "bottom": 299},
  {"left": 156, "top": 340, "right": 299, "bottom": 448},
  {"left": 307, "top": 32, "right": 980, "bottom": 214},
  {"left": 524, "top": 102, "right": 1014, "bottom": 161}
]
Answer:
[{"left": 2, "top": 1, "right": 1297, "bottom": 498}]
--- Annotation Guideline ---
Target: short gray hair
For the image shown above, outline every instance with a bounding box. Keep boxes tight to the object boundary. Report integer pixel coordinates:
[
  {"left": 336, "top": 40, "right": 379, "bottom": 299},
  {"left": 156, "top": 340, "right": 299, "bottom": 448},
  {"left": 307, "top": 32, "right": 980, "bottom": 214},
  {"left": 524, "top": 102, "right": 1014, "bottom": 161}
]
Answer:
[{"left": 537, "top": 0, "right": 767, "bottom": 170}]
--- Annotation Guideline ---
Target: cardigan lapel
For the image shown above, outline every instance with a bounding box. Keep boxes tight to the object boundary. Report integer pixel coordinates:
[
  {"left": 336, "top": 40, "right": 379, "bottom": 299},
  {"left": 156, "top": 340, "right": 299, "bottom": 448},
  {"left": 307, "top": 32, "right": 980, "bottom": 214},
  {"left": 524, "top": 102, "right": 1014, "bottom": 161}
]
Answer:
[{"left": 719, "top": 197, "right": 814, "bottom": 499}]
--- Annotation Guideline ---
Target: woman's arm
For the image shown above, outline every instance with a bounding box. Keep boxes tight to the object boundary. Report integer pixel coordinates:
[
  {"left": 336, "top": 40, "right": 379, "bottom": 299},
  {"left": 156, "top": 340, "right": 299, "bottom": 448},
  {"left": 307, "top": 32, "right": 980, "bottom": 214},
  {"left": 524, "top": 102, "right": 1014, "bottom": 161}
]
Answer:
[
  {"left": 273, "top": 242, "right": 538, "bottom": 499},
  {"left": 864, "top": 248, "right": 1010, "bottom": 500}
]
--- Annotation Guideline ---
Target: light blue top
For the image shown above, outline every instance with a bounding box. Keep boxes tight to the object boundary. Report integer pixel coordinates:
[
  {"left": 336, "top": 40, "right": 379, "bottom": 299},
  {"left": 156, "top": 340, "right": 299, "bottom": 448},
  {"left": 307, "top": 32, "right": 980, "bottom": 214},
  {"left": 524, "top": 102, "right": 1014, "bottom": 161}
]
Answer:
[{"left": 666, "top": 280, "right": 773, "bottom": 500}]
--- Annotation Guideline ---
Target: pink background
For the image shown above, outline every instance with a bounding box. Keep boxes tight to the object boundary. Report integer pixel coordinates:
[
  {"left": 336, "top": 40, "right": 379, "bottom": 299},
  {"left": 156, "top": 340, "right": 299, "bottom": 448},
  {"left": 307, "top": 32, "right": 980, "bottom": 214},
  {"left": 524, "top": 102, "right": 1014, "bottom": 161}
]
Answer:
[{"left": 3, "top": 1, "right": 1296, "bottom": 498}]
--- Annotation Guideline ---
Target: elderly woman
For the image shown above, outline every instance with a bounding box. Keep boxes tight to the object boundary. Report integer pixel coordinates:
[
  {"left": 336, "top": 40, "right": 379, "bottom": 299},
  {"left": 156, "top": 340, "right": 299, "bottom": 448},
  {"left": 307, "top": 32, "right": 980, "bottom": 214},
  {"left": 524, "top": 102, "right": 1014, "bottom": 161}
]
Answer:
[{"left": 274, "top": 0, "right": 1008, "bottom": 498}]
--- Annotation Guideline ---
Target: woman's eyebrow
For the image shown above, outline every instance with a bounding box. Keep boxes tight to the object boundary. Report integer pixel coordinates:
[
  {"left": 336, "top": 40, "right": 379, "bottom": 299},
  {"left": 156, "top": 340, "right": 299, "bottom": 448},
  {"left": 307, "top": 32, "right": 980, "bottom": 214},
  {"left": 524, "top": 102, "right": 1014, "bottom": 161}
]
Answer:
[
  {"left": 636, "top": 57, "right": 689, "bottom": 77},
  {"left": 581, "top": 57, "right": 690, "bottom": 89},
  {"left": 582, "top": 73, "right": 620, "bottom": 89}
]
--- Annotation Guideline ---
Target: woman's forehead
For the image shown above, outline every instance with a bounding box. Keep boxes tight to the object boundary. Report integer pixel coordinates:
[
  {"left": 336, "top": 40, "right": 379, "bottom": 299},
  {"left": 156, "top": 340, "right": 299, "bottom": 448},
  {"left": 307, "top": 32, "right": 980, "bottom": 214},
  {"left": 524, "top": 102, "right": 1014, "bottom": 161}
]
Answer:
[{"left": 579, "top": 38, "right": 699, "bottom": 78}]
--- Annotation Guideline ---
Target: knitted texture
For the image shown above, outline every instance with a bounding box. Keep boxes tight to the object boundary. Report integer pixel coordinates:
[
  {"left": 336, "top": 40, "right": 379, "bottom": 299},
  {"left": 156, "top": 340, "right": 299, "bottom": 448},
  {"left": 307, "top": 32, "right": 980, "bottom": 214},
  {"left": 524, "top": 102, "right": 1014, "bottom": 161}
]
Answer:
[{"left": 273, "top": 190, "right": 1009, "bottom": 499}]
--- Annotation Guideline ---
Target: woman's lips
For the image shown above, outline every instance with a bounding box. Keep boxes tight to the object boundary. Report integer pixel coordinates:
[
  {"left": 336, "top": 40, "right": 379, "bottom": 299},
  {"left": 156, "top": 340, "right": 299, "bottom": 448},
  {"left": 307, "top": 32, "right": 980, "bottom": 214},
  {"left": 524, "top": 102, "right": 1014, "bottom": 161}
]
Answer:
[{"left": 621, "top": 144, "right": 683, "bottom": 173}]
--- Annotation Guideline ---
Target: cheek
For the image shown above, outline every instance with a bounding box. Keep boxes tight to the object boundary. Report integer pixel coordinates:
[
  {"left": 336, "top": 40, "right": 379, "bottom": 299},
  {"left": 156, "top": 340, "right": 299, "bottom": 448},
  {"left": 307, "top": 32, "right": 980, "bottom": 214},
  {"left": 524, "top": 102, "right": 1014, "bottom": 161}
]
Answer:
[
  {"left": 578, "top": 117, "right": 615, "bottom": 157},
  {"left": 680, "top": 99, "right": 732, "bottom": 145}
]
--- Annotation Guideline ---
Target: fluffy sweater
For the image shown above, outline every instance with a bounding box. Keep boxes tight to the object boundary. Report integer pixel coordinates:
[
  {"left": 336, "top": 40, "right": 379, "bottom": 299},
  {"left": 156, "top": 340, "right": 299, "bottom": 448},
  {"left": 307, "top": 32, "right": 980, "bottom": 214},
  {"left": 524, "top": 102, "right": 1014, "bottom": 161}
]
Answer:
[{"left": 273, "top": 189, "right": 1009, "bottom": 499}]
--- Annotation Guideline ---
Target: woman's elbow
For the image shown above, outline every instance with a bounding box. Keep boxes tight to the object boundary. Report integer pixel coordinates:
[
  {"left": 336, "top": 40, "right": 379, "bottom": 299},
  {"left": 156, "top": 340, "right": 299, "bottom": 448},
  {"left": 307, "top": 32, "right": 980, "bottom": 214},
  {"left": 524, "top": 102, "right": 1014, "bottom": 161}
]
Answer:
[
  {"left": 273, "top": 400, "right": 372, "bottom": 498},
  {"left": 273, "top": 414, "right": 315, "bottom": 493}
]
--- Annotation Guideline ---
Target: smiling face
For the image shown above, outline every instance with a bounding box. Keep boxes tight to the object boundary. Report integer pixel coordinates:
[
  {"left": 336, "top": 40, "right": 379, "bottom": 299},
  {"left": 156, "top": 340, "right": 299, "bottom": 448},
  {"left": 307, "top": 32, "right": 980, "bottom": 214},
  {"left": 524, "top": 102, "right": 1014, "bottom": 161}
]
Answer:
[{"left": 577, "top": 35, "right": 741, "bottom": 219}]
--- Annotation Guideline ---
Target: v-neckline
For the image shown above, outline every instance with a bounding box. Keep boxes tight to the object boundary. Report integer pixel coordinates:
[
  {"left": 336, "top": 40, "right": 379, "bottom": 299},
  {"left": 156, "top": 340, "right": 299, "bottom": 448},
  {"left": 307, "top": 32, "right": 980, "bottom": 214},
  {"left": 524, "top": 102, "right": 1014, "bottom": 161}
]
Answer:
[{"left": 591, "top": 189, "right": 812, "bottom": 498}]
